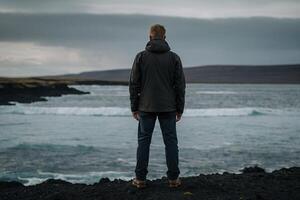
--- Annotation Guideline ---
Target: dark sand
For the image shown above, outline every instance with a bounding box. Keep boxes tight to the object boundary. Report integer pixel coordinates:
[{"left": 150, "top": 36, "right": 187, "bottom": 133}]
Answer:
[{"left": 0, "top": 166, "right": 299, "bottom": 200}]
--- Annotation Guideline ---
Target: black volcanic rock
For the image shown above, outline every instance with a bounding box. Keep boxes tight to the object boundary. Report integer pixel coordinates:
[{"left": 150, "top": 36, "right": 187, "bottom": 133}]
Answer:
[
  {"left": 0, "top": 181, "right": 24, "bottom": 190},
  {"left": 0, "top": 78, "right": 89, "bottom": 105},
  {"left": 0, "top": 167, "right": 299, "bottom": 200},
  {"left": 99, "top": 177, "right": 111, "bottom": 184},
  {"left": 241, "top": 166, "right": 266, "bottom": 174}
]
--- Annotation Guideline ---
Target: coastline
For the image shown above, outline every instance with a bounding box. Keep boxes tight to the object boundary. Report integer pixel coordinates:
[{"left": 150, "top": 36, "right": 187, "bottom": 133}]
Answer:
[
  {"left": 0, "top": 77, "right": 131, "bottom": 106},
  {"left": 1, "top": 76, "right": 300, "bottom": 106},
  {"left": 0, "top": 166, "right": 299, "bottom": 200}
]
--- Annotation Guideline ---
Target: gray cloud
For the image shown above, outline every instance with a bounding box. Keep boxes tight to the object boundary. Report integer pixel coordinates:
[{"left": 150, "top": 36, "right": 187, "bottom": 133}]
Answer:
[
  {"left": 0, "top": 0, "right": 300, "bottom": 18},
  {"left": 0, "top": 13, "right": 300, "bottom": 76}
]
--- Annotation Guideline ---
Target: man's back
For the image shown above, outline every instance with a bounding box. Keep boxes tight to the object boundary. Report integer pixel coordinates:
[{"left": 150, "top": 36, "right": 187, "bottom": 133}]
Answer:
[
  {"left": 129, "top": 24, "right": 185, "bottom": 188},
  {"left": 129, "top": 37, "right": 186, "bottom": 114}
]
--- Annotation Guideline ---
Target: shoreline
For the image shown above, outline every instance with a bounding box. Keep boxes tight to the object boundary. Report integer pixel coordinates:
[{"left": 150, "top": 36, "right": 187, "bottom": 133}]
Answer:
[
  {"left": 1, "top": 77, "right": 300, "bottom": 106},
  {"left": 0, "top": 166, "right": 299, "bottom": 200},
  {"left": 0, "top": 77, "right": 130, "bottom": 106},
  {"left": 0, "top": 78, "right": 86, "bottom": 106}
]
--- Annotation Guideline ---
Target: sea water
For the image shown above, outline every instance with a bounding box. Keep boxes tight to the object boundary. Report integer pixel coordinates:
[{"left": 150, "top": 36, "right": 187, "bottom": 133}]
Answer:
[{"left": 0, "top": 84, "right": 300, "bottom": 186}]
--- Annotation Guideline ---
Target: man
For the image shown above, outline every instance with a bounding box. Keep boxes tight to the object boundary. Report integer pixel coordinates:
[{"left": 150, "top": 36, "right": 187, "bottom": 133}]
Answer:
[{"left": 129, "top": 24, "right": 186, "bottom": 188}]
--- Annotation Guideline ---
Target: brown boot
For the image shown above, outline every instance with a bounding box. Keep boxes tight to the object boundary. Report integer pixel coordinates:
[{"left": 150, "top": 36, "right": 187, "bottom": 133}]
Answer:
[
  {"left": 132, "top": 177, "right": 146, "bottom": 188},
  {"left": 168, "top": 178, "right": 181, "bottom": 188}
]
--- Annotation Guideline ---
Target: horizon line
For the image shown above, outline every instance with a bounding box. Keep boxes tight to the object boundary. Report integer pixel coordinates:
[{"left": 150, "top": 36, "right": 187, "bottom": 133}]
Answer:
[
  {"left": 1, "top": 63, "right": 299, "bottom": 79},
  {"left": 1, "top": 12, "right": 300, "bottom": 20}
]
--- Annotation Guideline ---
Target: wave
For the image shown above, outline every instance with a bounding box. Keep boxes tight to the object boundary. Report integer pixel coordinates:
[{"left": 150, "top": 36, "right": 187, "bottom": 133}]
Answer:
[
  {"left": 195, "top": 91, "right": 238, "bottom": 94},
  {"left": 0, "top": 105, "right": 298, "bottom": 117},
  {"left": 0, "top": 105, "right": 130, "bottom": 116},
  {"left": 17, "top": 170, "right": 132, "bottom": 186}
]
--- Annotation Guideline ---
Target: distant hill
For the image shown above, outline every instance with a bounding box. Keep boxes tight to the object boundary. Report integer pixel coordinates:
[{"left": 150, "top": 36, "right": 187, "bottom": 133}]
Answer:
[
  {"left": 1, "top": 64, "right": 299, "bottom": 105},
  {"left": 48, "top": 64, "right": 300, "bottom": 84}
]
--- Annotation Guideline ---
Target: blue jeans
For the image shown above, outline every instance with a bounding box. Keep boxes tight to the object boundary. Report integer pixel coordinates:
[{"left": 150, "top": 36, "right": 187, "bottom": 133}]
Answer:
[{"left": 135, "top": 111, "right": 180, "bottom": 181}]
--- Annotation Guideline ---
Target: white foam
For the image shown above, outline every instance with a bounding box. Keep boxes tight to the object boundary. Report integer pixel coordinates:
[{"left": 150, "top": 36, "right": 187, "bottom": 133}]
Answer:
[
  {"left": 38, "top": 170, "right": 129, "bottom": 177},
  {"left": 0, "top": 105, "right": 131, "bottom": 116},
  {"left": 196, "top": 91, "right": 238, "bottom": 94},
  {"left": 185, "top": 107, "right": 257, "bottom": 117},
  {"left": 18, "top": 177, "right": 48, "bottom": 186},
  {"left": 0, "top": 105, "right": 298, "bottom": 117},
  {"left": 18, "top": 170, "right": 133, "bottom": 186}
]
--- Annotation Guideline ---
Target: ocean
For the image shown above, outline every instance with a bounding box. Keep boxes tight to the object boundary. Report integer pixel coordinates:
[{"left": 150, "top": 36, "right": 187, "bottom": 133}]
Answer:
[{"left": 0, "top": 84, "right": 300, "bottom": 186}]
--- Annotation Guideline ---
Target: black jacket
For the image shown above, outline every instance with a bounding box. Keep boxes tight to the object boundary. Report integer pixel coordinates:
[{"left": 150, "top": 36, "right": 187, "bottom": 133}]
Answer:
[{"left": 129, "top": 37, "right": 186, "bottom": 114}]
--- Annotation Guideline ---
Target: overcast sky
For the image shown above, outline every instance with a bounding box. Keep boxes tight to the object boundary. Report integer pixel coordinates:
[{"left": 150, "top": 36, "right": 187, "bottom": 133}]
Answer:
[
  {"left": 1, "top": 0, "right": 300, "bottom": 18},
  {"left": 0, "top": 0, "right": 300, "bottom": 76}
]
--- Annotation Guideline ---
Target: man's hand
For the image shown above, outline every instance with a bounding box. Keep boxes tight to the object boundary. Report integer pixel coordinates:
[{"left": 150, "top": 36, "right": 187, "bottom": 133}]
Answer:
[
  {"left": 132, "top": 111, "right": 140, "bottom": 121},
  {"left": 176, "top": 112, "right": 182, "bottom": 122}
]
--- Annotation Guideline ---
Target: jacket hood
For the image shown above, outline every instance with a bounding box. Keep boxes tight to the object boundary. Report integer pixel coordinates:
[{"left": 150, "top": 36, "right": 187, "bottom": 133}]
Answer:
[{"left": 145, "top": 38, "right": 171, "bottom": 53}]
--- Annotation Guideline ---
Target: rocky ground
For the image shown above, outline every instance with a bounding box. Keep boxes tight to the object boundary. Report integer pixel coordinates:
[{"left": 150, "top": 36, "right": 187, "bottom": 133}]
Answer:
[
  {"left": 0, "top": 166, "right": 299, "bottom": 200},
  {"left": 0, "top": 77, "right": 130, "bottom": 105},
  {"left": 0, "top": 78, "right": 88, "bottom": 105}
]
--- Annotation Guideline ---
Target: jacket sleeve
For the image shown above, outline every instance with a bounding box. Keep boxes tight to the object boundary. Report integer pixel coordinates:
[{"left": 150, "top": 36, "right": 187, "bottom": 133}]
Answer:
[
  {"left": 129, "top": 53, "right": 142, "bottom": 112},
  {"left": 174, "top": 54, "right": 186, "bottom": 114}
]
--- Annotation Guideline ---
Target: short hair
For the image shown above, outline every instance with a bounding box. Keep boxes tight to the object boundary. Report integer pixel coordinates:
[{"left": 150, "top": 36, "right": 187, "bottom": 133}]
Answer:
[{"left": 150, "top": 24, "right": 166, "bottom": 38}]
